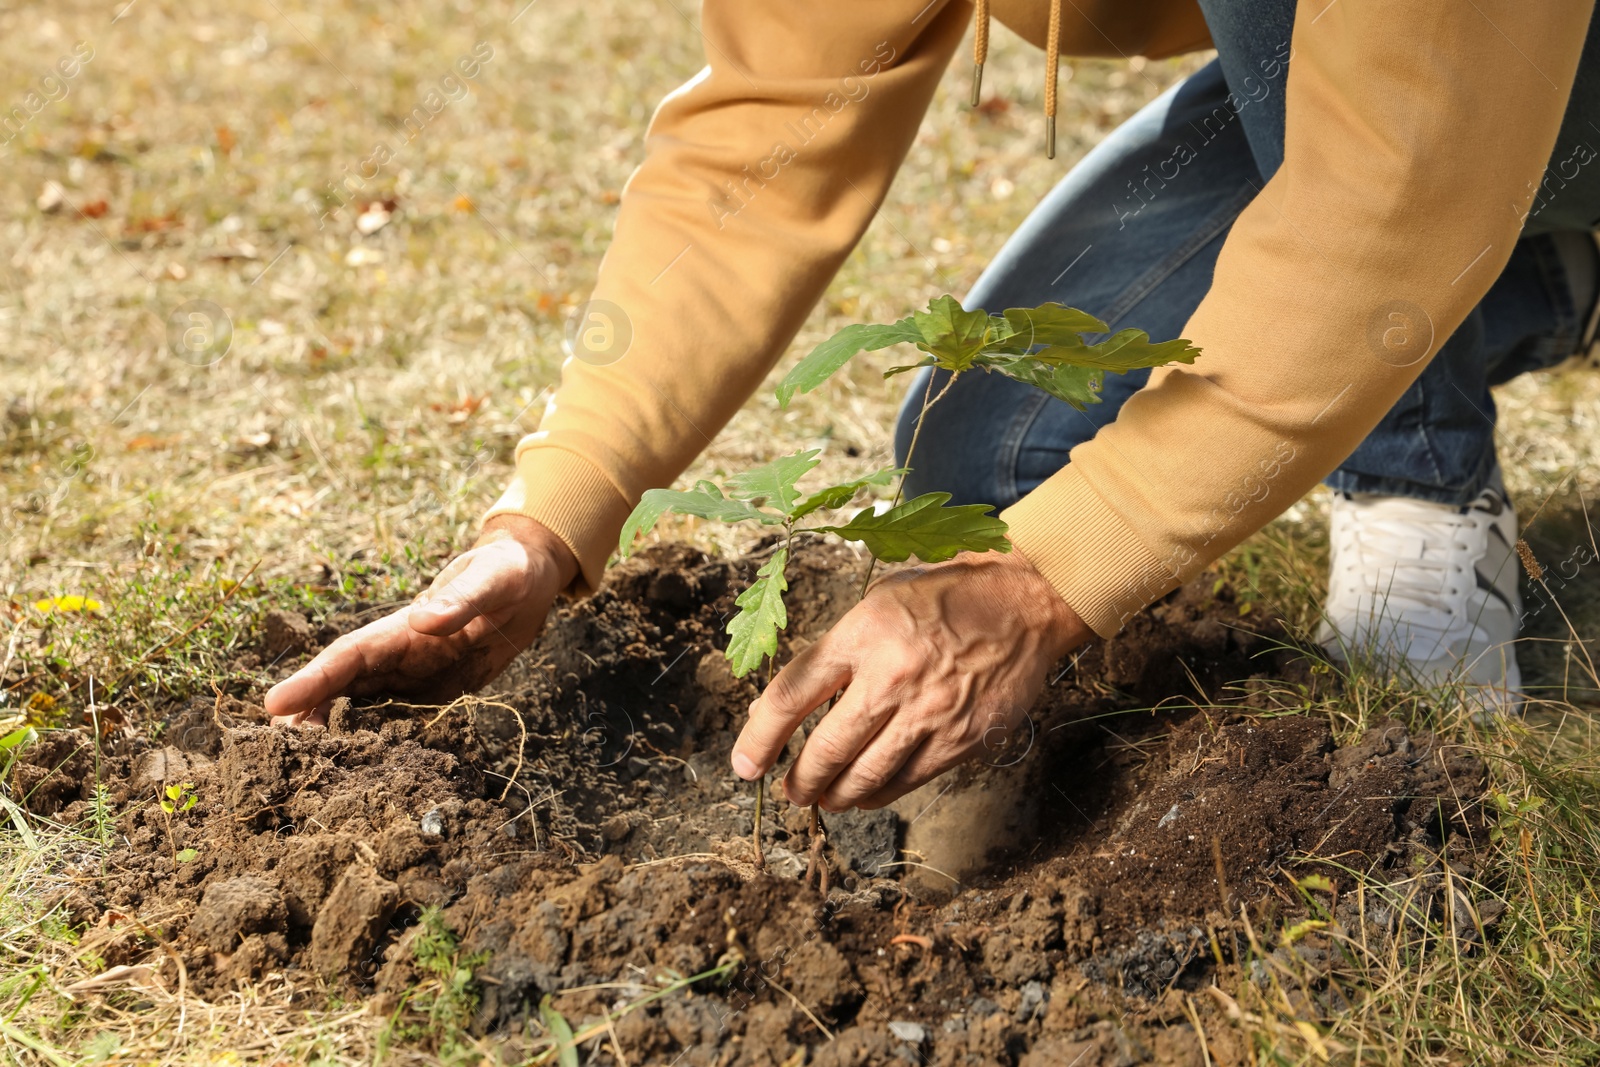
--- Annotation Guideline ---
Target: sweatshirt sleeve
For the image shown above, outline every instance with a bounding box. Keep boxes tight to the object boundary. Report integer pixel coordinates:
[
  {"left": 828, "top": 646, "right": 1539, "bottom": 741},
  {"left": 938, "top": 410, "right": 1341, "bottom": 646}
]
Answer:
[
  {"left": 1002, "top": 0, "right": 1595, "bottom": 637},
  {"left": 485, "top": 0, "right": 969, "bottom": 591}
]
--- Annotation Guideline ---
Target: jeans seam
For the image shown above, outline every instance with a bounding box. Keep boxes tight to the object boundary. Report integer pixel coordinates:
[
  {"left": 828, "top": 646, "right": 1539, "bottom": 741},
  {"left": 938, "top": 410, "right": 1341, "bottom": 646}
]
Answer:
[
  {"left": 1091, "top": 184, "right": 1257, "bottom": 329},
  {"left": 1000, "top": 185, "right": 1256, "bottom": 498},
  {"left": 1531, "top": 233, "right": 1582, "bottom": 353},
  {"left": 1411, "top": 374, "right": 1450, "bottom": 487}
]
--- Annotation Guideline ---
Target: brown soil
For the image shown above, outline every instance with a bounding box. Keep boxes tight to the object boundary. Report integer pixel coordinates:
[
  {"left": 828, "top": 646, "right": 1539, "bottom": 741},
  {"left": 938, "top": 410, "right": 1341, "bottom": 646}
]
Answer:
[{"left": 15, "top": 540, "right": 1492, "bottom": 1065}]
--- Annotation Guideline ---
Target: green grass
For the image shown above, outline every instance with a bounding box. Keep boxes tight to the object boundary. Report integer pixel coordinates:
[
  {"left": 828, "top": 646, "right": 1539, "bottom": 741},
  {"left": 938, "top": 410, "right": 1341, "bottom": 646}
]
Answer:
[{"left": 375, "top": 908, "right": 487, "bottom": 1066}]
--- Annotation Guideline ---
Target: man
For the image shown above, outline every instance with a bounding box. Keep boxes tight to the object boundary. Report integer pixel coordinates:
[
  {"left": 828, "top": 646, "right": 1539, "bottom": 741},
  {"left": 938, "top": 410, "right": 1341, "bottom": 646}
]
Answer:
[{"left": 268, "top": 1, "right": 1597, "bottom": 821}]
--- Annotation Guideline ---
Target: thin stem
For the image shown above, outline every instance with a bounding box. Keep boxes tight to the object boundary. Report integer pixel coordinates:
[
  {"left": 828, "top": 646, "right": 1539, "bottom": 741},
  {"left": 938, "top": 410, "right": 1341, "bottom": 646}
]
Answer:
[
  {"left": 753, "top": 777, "right": 765, "bottom": 869},
  {"left": 752, "top": 521, "right": 799, "bottom": 872},
  {"left": 857, "top": 370, "right": 962, "bottom": 599},
  {"left": 89, "top": 676, "right": 107, "bottom": 881}
]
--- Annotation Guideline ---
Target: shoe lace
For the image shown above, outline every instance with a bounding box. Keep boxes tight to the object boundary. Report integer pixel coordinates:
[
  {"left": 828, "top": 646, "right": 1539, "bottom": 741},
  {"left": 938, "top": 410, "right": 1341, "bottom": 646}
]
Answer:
[{"left": 1331, "top": 500, "right": 1491, "bottom": 637}]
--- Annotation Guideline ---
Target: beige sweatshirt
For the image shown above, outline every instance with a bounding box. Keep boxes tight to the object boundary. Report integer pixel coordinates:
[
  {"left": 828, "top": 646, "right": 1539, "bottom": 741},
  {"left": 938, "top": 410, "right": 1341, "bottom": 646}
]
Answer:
[{"left": 485, "top": 0, "right": 1593, "bottom": 637}]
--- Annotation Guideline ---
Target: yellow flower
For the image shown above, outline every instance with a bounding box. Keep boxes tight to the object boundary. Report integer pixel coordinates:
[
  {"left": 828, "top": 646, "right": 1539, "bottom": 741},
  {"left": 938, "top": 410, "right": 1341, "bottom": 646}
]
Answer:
[{"left": 31, "top": 595, "right": 102, "bottom": 614}]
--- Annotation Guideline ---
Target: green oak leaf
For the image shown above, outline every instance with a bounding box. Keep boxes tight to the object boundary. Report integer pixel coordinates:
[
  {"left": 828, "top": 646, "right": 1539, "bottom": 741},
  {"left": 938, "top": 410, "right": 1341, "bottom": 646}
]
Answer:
[
  {"left": 817, "top": 493, "right": 1010, "bottom": 563},
  {"left": 882, "top": 356, "right": 938, "bottom": 379},
  {"left": 776, "top": 319, "right": 923, "bottom": 408},
  {"left": 619, "top": 482, "right": 778, "bottom": 557},
  {"left": 1039, "top": 329, "right": 1201, "bottom": 372},
  {"left": 725, "top": 546, "right": 789, "bottom": 677},
  {"left": 990, "top": 358, "right": 1106, "bottom": 410},
  {"left": 912, "top": 295, "right": 1002, "bottom": 371},
  {"left": 996, "top": 303, "right": 1108, "bottom": 350},
  {"left": 725, "top": 449, "right": 820, "bottom": 514},
  {"left": 790, "top": 467, "right": 903, "bottom": 521}
]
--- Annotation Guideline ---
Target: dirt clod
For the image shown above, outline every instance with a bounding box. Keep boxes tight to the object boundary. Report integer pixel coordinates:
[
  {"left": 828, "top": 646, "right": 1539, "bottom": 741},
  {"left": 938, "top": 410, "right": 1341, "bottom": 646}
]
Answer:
[
  {"left": 189, "top": 875, "right": 287, "bottom": 954},
  {"left": 310, "top": 864, "right": 400, "bottom": 980},
  {"left": 261, "top": 609, "right": 316, "bottom": 662}
]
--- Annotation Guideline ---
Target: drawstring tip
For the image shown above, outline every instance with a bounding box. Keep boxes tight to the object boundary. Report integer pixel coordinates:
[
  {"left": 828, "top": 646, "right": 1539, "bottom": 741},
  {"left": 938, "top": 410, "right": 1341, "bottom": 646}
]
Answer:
[
  {"left": 1045, "top": 115, "right": 1056, "bottom": 159},
  {"left": 970, "top": 62, "right": 985, "bottom": 107}
]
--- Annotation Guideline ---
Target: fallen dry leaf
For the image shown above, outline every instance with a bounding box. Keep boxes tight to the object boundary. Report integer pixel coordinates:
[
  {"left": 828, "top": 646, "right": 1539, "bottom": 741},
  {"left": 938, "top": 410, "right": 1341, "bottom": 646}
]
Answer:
[
  {"left": 84, "top": 703, "right": 125, "bottom": 738},
  {"left": 127, "top": 213, "right": 181, "bottom": 234},
  {"left": 64, "top": 964, "right": 166, "bottom": 996},
  {"left": 355, "top": 198, "right": 396, "bottom": 235},
  {"left": 430, "top": 393, "right": 488, "bottom": 422},
  {"left": 36, "top": 181, "right": 65, "bottom": 214},
  {"left": 236, "top": 431, "right": 273, "bottom": 450}
]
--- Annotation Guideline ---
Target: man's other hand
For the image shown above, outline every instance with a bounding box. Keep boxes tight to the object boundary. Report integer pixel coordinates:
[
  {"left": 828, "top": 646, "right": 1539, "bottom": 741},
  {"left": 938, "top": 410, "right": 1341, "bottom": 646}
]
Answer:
[{"left": 265, "top": 515, "right": 578, "bottom": 726}]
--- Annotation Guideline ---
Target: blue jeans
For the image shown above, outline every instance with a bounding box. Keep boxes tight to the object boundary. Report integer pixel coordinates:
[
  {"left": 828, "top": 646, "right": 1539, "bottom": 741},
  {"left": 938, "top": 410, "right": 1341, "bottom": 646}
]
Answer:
[{"left": 898, "top": 58, "right": 1594, "bottom": 510}]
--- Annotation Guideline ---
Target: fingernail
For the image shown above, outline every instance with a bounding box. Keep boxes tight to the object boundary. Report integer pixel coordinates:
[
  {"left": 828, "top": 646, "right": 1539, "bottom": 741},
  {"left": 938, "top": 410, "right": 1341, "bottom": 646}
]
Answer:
[{"left": 731, "top": 751, "right": 761, "bottom": 780}]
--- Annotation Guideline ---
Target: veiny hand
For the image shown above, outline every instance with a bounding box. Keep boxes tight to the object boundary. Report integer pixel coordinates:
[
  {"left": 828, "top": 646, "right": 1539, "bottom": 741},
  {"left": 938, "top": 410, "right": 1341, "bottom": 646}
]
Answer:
[
  {"left": 265, "top": 515, "right": 578, "bottom": 727},
  {"left": 730, "top": 550, "right": 1092, "bottom": 811}
]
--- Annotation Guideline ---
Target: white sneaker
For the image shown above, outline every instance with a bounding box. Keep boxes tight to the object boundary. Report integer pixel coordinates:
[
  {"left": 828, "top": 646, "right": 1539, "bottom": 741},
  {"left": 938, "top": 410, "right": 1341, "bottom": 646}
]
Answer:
[{"left": 1318, "top": 477, "right": 1523, "bottom": 715}]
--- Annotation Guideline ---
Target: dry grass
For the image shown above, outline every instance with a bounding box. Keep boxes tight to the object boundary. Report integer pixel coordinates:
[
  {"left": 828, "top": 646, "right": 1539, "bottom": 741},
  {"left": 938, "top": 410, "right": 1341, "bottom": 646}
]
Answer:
[
  {"left": 0, "top": 0, "right": 1197, "bottom": 598},
  {"left": 1, "top": 0, "right": 1598, "bottom": 1064}
]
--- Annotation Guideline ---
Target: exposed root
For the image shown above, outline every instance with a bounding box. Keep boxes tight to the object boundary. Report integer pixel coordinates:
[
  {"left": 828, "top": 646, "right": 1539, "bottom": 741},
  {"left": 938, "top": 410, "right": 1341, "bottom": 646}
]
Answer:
[
  {"left": 804, "top": 803, "right": 829, "bottom": 895},
  {"left": 752, "top": 776, "right": 766, "bottom": 870}
]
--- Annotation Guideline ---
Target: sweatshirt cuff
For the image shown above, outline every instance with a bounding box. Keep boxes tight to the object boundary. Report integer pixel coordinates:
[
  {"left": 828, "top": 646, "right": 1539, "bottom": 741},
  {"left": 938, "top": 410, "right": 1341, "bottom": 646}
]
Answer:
[
  {"left": 482, "top": 445, "right": 633, "bottom": 597},
  {"left": 1000, "top": 466, "right": 1179, "bottom": 639}
]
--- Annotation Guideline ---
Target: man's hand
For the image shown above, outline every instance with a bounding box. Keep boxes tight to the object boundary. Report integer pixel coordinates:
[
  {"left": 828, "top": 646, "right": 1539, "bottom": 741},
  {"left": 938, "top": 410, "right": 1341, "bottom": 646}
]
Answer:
[
  {"left": 730, "top": 550, "right": 1092, "bottom": 811},
  {"left": 265, "top": 515, "right": 578, "bottom": 726}
]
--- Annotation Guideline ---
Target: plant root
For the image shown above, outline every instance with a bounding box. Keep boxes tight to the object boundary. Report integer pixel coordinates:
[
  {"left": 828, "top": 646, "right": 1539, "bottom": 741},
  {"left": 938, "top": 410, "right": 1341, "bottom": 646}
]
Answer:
[
  {"left": 804, "top": 803, "right": 829, "bottom": 895},
  {"left": 752, "top": 776, "right": 766, "bottom": 870}
]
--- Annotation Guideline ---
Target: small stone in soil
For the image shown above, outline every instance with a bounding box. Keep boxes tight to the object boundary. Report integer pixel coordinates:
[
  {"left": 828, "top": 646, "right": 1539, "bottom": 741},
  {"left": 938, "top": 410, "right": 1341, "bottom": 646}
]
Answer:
[
  {"left": 1016, "top": 980, "right": 1047, "bottom": 1022},
  {"left": 420, "top": 808, "right": 445, "bottom": 837},
  {"left": 888, "top": 1021, "right": 927, "bottom": 1044},
  {"left": 763, "top": 846, "right": 805, "bottom": 879}
]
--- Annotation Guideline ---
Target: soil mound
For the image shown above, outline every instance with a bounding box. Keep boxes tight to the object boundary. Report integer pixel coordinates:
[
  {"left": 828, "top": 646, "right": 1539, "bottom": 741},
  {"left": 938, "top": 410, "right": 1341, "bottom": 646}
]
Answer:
[{"left": 16, "top": 542, "right": 1489, "bottom": 1064}]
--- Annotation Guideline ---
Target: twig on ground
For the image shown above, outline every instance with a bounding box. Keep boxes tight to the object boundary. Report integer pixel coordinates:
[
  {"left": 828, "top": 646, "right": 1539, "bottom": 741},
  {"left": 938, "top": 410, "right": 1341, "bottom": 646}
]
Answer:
[{"left": 761, "top": 973, "right": 835, "bottom": 1041}]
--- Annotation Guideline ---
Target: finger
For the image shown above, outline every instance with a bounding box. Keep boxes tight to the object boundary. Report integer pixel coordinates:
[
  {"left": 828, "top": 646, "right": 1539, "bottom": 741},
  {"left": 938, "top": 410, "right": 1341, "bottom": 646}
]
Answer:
[
  {"left": 411, "top": 552, "right": 473, "bottom": 609},
  {"left": 851, "top": 734, "right": 946, "bottom": 810},
  {"left": 730, "top": 631, "right": 855, "bottom": 781},
  {"left": 270, "top": 699, "right": 331, "bottom": 730},
  {"left": 782, "top": 685, "right": 893, "bottom": 807},
  {"left": 263, "top": 612, "right": 413, "bottom": 718},
  {"left": 410, "top": 549, "right": 521, "bottom": 636},
  {"left": 816, "top": 720, "right": 927, "bottom": 812}
]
